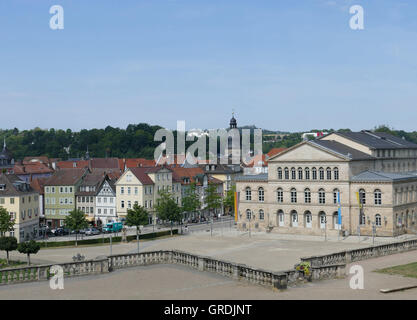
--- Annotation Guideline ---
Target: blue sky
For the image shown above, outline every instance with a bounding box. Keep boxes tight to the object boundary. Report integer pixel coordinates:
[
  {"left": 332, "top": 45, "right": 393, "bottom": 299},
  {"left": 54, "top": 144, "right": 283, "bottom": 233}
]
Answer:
[{"left": 0, "top": 0, "right": 416, "bottom": 132}]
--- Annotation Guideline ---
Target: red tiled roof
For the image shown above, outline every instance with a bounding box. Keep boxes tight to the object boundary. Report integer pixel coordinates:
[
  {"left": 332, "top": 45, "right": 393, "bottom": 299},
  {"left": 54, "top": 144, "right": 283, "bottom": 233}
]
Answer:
[
  {"left": 57, "top": 160, "right": 89, "bottom": 169},
  {"left": 266, "top": 148, "right": 287, "bottom": 159},
  {"left": 129, "top": 166, "right": 173, "bottom": 185},
  {"left": 13, "top": 162, "right": 54, "bottom": 175},
  {"left": 90, "top": 158, "right": 121, "bottom": 169},
  {"left": 243, "top": 154, "right": 268, "bottom": 168},
  {"left": 171, "top": 167, "right": 204, "bottom": 184},
  {"left": 30, "top": 177, "right": 48, "bottom": 194},
  {"left": 156, "top": 154, "right": 187, "bottom": 166},
  {"left": 44, "top": 168, "right": 86, "bottom": 186},
  {"left": 125, "top": 158, "right": 156, "bottom": 168}
]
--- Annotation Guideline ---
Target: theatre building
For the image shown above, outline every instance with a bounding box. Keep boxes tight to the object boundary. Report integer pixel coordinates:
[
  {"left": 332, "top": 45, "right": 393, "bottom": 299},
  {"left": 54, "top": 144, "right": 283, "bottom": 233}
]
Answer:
[{"left": 236, "top": 131, "right": 417, "bottom": 237}]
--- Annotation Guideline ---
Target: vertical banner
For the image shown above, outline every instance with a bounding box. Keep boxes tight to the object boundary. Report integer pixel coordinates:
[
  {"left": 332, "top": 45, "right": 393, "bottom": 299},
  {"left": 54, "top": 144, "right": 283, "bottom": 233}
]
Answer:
[{"left": 234, "top": 191, "right": 240, "bottom": 222}]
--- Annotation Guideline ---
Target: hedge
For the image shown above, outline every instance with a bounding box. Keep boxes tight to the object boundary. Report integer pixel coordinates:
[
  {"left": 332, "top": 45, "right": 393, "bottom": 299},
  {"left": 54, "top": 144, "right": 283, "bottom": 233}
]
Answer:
[{"left": 38, "top": 229, "right": 179, "bottom": 248}]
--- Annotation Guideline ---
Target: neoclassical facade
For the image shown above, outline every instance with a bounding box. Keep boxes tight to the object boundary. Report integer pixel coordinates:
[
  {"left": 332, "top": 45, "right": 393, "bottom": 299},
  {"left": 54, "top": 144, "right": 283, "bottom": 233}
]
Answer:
[{"left": 236, "top": 131, "right": 417, "bottom": 237}]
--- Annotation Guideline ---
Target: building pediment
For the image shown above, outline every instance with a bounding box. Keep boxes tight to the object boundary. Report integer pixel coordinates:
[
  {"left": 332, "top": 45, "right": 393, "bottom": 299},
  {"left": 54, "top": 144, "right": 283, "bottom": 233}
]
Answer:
[{"left": 268, "top": 142, "right": 347, "bottom": 163}]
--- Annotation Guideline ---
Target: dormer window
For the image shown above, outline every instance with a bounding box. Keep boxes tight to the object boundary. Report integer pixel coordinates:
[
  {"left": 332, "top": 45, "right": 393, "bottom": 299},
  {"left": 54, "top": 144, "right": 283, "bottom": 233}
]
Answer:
[{"left": 0, "top": 184, "right": 5, "bottom": 191}]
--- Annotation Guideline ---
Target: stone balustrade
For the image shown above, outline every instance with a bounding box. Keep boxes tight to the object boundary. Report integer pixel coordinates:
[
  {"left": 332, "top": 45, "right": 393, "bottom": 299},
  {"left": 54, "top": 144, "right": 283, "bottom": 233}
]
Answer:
[
  {"left": 301, "top": 238, "right": 417, "bottom": 267},
  {"left": 0, "top": 248, "right": 350, "bottom": 289},
  {"left": 0, "top": 258, "right": 109, "bottom": 286}
]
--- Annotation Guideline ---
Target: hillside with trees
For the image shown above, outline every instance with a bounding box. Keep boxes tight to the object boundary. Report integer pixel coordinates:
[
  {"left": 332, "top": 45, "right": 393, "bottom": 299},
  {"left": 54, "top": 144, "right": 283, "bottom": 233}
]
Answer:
[{"left": 1, "top": 124, "right": 416, "bottom": 160}]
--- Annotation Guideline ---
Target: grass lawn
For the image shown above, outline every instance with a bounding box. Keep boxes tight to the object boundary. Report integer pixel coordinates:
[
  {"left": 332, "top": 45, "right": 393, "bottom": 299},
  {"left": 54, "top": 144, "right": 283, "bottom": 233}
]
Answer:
[
  {"left": 0, "top": 258, "right": 26, "bottom": 269},
  {"left": 375, "top": 262, "right": 417, "bottom": 278}
]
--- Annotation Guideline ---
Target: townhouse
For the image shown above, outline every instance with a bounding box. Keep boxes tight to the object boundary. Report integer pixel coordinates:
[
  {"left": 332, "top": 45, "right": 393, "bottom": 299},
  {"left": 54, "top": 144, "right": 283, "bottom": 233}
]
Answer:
[
  {"left": 115, "top": 166, "right": 182, "bottom": 224},
  {"left": 44, "top": 168, "right": 87, "bottom": 228},
  {"left": 0, "top": 173, "right": 40, "bottom": 242}
]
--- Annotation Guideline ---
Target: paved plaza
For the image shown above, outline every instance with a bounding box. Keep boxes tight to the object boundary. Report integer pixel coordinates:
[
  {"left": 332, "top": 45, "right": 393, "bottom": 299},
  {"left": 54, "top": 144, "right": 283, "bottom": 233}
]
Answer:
[
  {"left": 2, "top": 229, "right": 414, "bottom": 271},
  {"left": 1, "top": 250, "right": 417, "bottom": 300},
  {"left": 1, "top": 230, "right": 417, "bottom": 299}
]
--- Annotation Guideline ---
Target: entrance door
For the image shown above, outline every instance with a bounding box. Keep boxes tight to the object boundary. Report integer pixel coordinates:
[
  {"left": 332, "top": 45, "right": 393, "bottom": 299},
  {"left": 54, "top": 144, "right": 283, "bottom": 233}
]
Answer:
[
  {"left": 333, "top": 213, "right": 340, "bottom": 230},
  {"left": 278, "top": 211, "right": 284, "bottom": 227},
  {"left": 319, "top": 213, "right": 326, "bottom": 229},
  {"left": 305, "top": 212, "right": 312, "bottom": 228}
]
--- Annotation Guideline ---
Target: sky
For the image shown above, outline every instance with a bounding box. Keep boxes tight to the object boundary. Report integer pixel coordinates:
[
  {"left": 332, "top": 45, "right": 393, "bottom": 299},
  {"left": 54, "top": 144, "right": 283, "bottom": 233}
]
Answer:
[{"left": 0, "top": 0, "right": 416, "bottom": 132}]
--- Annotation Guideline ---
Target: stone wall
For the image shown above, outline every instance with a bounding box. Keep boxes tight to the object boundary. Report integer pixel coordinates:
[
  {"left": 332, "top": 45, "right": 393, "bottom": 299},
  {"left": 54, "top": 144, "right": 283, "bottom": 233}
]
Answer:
[{"left": 301, "top": 238, "right": 417, "bottom": 267}]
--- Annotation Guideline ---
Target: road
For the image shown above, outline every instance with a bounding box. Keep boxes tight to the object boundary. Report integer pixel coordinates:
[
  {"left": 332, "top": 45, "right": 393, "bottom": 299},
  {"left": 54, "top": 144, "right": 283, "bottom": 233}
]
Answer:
[{"left": 38, "top": 216, "right": 235, "bottom": 242}]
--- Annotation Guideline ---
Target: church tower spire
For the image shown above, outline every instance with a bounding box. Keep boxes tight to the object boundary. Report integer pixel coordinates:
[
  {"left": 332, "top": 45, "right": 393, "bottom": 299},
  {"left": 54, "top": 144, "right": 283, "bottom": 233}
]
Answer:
[{"left": 229, "top": 110, "right": 237, "bottom": 129}]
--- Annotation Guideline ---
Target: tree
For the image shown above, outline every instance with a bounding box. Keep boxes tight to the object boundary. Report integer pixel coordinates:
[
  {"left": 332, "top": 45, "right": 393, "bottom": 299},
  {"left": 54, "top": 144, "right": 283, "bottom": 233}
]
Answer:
[
  {"left": 126, "top": 204, "right": 149, "bottom": 253},
  {"left": 64, "top": 209, "right": 88, "bottom": 246},
  {"left": 0, "top": 207, "right": 15, "bottom": 237},
  {"left": 155, "top": 190, "right": 182, "bottom": 236},
  {"left": 17, "top": 240, "right": 41, "bottom": 265},
  {"left": 181, "top": 183, "right": 201, "bottom": 220},
  {"left": 0, "top": 236, "right": 18, "bottom": 265},
  {"left": 205, "top": 184, "right": 222, "bottom": 217},
  {"left": 222, "top": 185, "right": 236, "bottom": 216}
]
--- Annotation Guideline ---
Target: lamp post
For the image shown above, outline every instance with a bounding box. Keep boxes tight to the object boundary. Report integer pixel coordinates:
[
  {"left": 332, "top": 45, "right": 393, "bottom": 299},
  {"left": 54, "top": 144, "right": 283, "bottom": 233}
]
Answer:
[{"left": 324, "top": 216, "right": 327, "bottom": 241}]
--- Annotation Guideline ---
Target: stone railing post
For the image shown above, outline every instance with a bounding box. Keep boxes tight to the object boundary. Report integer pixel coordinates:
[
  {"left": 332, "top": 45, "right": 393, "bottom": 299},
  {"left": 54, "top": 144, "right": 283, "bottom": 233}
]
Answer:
[
  {"left": 198, "top": 256, "right": 205, "bottom": 272},
  {"left": 345, "top": 251, "right": 352, "bottom": 263},
  {"left": 232, "top": 264, "right": 240, "bottom": 280}
]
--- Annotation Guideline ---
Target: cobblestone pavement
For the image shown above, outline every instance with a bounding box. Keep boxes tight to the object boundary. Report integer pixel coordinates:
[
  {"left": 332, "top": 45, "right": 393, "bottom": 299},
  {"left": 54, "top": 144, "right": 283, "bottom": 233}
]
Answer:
[{"left": 1, "top": 250, "right": 416, "bottom": 299}]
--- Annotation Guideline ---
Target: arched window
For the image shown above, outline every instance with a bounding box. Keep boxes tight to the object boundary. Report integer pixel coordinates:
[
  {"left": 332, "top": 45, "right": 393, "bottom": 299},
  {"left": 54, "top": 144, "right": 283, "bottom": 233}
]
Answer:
[
  {"left": 291, "top": 167, "right": 296, "bottom": 180},
  {"left": 246, "top": 209, "right": 252, "bottom": 220},
  {"left": 305, "top": 167, "right": 310, "bottom": 180},
  {"left": 277, "top": 210, "right": 284, "bottom": 226},
  {"left": 374, "top": 189, "right": 382, "bottom": 205},
  {"left": 319, "top": 212, "right": 326, "bottom": 229},
  {"left": 312, "top": 167, "right": 317, "bottom": 180},
  {"left": 333, "top": 189, "right": 340, "bottom": 204},
  {"left": 259, "top": 209, "right": 265, "bottom": 220},
  {"left": 245, "top": 187, "right": 251, "bottom": 201},
  {"left": 291, "top": 210, "right": 298, "bottom": 227},
  {"left": 375, "top": 214, "right": 382, "bottom": 226},
  {"left": 304, "top": 211, "right": 312, "bottom": 228},
  {"left": 284, "top": 167, "right": 289, "bottom": 180},
  {"left": 359, "top": 189, "right": 366, "bottom": 205},
  {"left": 291, "top": 188, "right": 297, "bottom": 203},
  {"left": 319, "top": 189, "right": 326, "bottom": 204},
  {"left": 258, "top": 187, "right": 264, "bottom": 202},
  {"left": 277, "top": 188, "right": 283, "bottom": 203},
  {"left": 298, "top": 167, "right": 303, "bottom": 180},
  {"left": 277, "top": 167, "right": 283, "bottom": 180},
  {"left": 326, "top": 167, "right": 331, "bottom": 180},
  {"left": 319, "top": 167, "right": 324, "bottom": 180},
  {"left": 333, "top": 167, "right": 339, "bottom": 180},
  {"left": 304, "top": 188, "right": 311, "bottom": 203}
]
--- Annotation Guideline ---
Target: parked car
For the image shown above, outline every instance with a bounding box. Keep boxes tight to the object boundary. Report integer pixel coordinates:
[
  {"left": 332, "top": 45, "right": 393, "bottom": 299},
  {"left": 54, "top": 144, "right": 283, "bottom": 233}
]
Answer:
[{"left": 84, "top": 228, "right": 100, "bottom": 236}]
